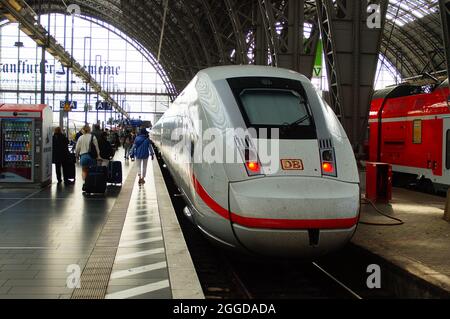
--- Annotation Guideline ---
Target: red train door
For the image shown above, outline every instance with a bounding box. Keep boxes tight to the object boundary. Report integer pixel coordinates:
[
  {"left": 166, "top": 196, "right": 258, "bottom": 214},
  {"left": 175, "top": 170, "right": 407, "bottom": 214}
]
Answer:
[{"left": 442, "top": 118, "right": 450, "bottom": 186}]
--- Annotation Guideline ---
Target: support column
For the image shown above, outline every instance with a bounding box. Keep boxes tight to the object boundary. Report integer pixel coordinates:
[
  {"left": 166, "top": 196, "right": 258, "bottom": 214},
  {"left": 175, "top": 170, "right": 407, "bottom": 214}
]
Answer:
[
  {"left": 255, "top": 3, "right": 269, "bottom": 65},
  {"left": 316, "top": 0, "right": 388, "bottom": 151},
  {"left": 40, "top": 46, "right": 45, "bottom": 105},
  {"left": 277, "top": 0, "right": 319, "bottom": 78},
  {"left": 256, "top": 0, "right": 319, "bottom": 77},
  {"left": 439, "top": 0, "right": 450, "bottom": 91}
]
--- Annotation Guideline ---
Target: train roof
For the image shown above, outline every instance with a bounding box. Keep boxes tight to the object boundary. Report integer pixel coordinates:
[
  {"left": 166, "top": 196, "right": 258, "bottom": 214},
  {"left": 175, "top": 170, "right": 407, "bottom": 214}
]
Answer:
[
  {"left": 198, "top": 65, "right": 309, "bottom": 82},
  {"left": 373, "top": 84, "right": 429, "bottom": 100},
  {"left": 373, "top": 78, "right": 449, "bottom": 101}
]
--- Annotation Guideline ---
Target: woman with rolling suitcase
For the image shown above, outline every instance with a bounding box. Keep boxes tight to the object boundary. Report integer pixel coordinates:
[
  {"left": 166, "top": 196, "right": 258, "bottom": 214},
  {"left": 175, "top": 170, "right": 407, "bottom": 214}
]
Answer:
[{"left": 75, "top": 125, "right": 102, "bottom": 181}]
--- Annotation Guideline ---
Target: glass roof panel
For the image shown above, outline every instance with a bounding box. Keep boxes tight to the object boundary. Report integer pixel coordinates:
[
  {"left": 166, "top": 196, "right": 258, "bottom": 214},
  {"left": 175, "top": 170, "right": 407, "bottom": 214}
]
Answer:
[{"left": 387, "top": 0, "right": 438, "bottom": 26}]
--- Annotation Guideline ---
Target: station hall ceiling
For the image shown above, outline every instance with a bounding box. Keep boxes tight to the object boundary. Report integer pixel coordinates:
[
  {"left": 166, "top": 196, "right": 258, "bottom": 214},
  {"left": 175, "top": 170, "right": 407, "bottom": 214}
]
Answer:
[{"left": 2, "top": 0, "right": 447, "bottom": 95}]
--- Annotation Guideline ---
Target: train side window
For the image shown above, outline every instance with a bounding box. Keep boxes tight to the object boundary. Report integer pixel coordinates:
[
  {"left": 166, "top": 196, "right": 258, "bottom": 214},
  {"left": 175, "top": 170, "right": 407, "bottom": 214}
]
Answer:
[
  {"left": 447, "top": 130, "right": 450, "bottom": 170},
  {"left": 413, "top": 120, "right": 422, "bottom": 144}
]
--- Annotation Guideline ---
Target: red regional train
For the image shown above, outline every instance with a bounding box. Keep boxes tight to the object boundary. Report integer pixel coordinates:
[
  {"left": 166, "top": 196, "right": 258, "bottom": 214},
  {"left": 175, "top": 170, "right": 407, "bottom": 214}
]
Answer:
[{"left": 368, "top": 80, "right": 450, "bottom": 192}]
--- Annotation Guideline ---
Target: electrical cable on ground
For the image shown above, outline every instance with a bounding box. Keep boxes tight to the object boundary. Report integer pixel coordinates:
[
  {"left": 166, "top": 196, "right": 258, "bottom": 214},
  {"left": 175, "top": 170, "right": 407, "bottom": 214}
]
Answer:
[{"left": 359, "top": 197, "right": 404, "bottom": 226}]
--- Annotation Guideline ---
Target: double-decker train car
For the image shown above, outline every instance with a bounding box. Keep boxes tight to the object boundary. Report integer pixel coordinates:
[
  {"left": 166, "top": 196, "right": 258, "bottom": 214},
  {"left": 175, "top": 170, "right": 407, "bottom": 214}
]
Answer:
[
  {"left": 151, "top": 65, "right": 360, "bottom": 257},
  {"left": 368, "top": 80, "right": 450, "bottom": 192}
]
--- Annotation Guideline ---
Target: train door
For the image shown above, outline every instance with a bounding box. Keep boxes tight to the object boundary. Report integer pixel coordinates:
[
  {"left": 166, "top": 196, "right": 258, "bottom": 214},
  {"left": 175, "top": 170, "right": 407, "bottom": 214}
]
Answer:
[{"left": 441, "top": 117, "right": 450, "bottom": 186}]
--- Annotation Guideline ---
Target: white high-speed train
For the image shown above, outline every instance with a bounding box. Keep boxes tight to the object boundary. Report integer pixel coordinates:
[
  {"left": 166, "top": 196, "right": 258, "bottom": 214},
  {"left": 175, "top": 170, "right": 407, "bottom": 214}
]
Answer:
[{"left": 151, "top": 65, "right": 360, "bottom": 257}]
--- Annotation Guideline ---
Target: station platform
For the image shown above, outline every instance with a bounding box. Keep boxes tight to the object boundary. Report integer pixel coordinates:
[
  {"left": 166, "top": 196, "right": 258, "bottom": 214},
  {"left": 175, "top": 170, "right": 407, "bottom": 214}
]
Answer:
[
  {"left": 0, "top": 150, "right": 203, "bottom": 299},
  {"left": 354, "top": 173, "right": 450, "bottom": 297}
]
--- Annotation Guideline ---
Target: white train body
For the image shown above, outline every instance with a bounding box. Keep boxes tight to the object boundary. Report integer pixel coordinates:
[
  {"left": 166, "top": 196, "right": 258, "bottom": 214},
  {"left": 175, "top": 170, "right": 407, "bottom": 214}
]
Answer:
[{"left": 151, "top": 66, "right": 360, "bottom": 257}]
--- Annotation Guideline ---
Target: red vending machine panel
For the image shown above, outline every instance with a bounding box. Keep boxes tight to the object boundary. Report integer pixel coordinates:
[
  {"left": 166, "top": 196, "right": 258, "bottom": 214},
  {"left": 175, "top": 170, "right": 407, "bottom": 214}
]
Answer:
[
  {"left": 0, "top": 119, "right": 34, "bottom": 182},
  {"left": 366, "top": 162, "right": 393, "bottom": 203}
]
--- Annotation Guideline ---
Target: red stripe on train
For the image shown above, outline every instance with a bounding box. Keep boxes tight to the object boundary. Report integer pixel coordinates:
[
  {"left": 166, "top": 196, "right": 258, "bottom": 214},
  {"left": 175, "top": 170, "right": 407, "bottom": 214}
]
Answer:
[{"left": 192, "top": 175, "right": 358, "bottom": 230}]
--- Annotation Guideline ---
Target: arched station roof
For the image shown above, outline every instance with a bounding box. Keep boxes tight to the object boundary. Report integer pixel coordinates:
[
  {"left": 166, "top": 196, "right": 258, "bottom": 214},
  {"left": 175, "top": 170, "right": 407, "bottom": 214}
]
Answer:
[{"left": 7, "top": 0, "right": 446, "bottom": 95}]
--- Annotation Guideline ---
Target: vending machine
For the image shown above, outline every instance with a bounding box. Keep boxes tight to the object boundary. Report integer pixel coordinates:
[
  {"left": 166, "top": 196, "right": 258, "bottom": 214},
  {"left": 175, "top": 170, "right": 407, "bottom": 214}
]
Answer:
[{"left": 0, "top": 104, "right": 53, "bottom": 186}]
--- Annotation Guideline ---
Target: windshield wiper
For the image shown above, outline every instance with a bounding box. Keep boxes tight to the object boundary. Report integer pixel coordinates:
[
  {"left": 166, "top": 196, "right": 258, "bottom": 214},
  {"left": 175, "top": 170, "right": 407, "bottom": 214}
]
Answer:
[{"left": 282, "top": 114, "right": 311, "bottom": 131}]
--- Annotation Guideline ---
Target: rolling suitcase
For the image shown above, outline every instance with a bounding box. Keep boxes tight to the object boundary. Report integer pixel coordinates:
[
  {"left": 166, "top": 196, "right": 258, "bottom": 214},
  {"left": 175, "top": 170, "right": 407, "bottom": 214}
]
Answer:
[
  {"left": 108, "top": 161, "right": 123, "bottom": 185},
  {"left": 84, "top": 166, "right": 107, "bottom": 194},
  {"left": 63, "top": 153, "right": 76, "bottom": 182}
]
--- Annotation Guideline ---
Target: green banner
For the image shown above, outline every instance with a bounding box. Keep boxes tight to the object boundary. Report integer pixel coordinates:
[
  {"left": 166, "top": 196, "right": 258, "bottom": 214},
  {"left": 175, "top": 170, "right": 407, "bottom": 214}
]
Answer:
[{"left": 313, "top": 40, "right": 323, "bottom": 78}]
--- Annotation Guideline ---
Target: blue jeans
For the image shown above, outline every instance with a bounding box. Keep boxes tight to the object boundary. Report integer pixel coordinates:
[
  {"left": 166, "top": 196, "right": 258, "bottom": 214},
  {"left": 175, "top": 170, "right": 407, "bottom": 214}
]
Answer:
[{"left": 80, "top": 154, "right": 95, "bottom": 168}]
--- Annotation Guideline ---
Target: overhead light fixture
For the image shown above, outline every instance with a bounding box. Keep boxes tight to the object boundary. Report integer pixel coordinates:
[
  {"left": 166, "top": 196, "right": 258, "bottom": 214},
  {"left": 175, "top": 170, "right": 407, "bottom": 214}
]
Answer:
[{"left": 8, "top": 0, "right": 23, "bottom": 12}]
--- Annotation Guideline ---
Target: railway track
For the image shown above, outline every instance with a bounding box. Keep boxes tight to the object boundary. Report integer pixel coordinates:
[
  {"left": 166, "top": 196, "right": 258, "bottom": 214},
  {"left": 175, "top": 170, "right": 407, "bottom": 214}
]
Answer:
[
  {"left": 223, "top": 253, "right": 363, "bottom": 299},
  {"left": 157, "top": 156, "right": 395, "bottom": 299}
]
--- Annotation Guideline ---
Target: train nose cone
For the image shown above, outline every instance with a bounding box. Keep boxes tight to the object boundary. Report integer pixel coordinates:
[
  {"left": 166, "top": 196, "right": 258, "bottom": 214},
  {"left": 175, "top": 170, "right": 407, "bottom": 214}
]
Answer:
[{"left": 228, "top": 176, "right": 360, "bottom": 257}]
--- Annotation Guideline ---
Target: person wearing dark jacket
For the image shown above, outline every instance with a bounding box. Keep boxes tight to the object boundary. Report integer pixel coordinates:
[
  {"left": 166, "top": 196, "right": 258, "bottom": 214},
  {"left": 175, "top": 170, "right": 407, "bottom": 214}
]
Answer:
[
  {"left": 75, "top": 129, "right": 83, "bottom": 142},
  {"left": 100, "top": 132, "right": 115, "bottom": 160},
  {"left": 132, "top": 128, "right": 154, "bottom": 185},
  {"left": 92, "top": 124, "right": 114, "bottom": 166},
  {"left": 52, "top": 127, "right": 72, "bottom": 184}
]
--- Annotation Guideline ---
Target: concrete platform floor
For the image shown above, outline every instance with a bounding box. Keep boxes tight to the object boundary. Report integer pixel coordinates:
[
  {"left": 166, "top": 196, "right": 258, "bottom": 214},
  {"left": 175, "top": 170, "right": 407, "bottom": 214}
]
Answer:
[
  {"left": 0, "top": 149, "right": 203, "bottom": 299},
  {"left": 354, "top": 185, "right": 450, "bottom": 295}
]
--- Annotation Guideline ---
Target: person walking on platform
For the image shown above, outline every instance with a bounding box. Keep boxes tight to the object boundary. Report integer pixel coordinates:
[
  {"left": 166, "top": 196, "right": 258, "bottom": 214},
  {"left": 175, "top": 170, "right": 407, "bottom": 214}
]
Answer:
[
  {"left": 101, "top": 131, "right": 115, "bottom": 163},
  {"left": 75, "top": 125, "right": 101, "bottom": 182},
  {"left": 132, "top": 128, "right": 154, "bottom": 186},
  {"left": 75, "top": 128, "right": 84, "bottom": 142},
  {"left": 52, "top": 127, "right": 73, "bottom": 185},
  {"left": 123, "top": 130, "right": 133, "bottom": 160},
  {"left": 113, "top": 132, "right": 120, "bottom": 151},
  {"left": 92, "top": 124, "right": 114, "bottom": 166},
  {"left": 92, "top": 124, "right": 102, "bottom": 140},
  {"left": 130, "top": 132, "right": 136, "bottom": 161}
]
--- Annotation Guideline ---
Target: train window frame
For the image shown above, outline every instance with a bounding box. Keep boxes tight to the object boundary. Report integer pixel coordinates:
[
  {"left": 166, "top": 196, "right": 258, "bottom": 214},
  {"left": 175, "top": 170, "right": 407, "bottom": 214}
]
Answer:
[
  {"left": 447, "top": 130, "right": 450, "bottom": 170},
  {"left": 413, "top": 120, "right": 422, "bottom": 144},
  {"left": 227, "top": 77, "right": 317, "bottom": 140},
  {"left": 239, "top": 88, "right": 311, "bottom": 126}
]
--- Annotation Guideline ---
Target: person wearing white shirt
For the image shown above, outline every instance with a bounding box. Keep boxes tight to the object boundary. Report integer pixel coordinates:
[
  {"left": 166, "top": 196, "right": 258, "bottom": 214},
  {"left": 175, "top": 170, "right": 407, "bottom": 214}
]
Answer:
[{"left": 75, "top": 125, "right": 101, "bottom": 181}]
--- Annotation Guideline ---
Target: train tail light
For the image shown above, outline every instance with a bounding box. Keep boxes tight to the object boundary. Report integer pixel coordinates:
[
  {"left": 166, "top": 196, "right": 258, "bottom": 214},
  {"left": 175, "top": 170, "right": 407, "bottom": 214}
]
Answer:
[
  {"left": 243, "top": 148, "right": 263, "bottom": 176},
  {"left": 322, "top": 162, "right": 334, "bottom": 173},
  {"left": 246, "top": 160, "right": 261, "bottom": 173},
  {"left": 321, "top": 149, "right": 337, "bottom": 177},
  {"left": 235, "top": 136, "right": 263, "bottom": 177}
]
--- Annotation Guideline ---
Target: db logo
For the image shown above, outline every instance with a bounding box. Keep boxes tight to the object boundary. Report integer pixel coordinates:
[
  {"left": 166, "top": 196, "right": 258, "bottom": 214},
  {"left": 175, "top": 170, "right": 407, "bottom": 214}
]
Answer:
[{"left": 281, "top": 159, "right": 304, "bottom": 171}]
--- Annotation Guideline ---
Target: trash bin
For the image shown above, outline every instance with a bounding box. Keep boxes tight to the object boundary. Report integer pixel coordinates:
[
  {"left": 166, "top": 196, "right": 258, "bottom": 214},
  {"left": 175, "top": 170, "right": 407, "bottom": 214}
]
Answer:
[{"left": 366, "top": 162, "right": 392, "bottom": 203}]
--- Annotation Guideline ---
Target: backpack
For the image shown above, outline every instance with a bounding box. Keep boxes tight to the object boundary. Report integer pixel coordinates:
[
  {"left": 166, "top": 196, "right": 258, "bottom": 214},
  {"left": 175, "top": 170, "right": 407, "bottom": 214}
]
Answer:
[{"left": 88, "top": 135, "right": 98, "bottom": 159}]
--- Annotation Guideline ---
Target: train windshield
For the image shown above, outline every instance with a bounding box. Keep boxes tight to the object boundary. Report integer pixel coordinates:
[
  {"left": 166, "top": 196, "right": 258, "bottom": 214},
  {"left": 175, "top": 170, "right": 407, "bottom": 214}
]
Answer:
[
  {"left": 227, "top": 77, "right": 317, "bottom": 139},
  {"left": 239, "top": 89, "right": 311, "bottom": 127}
]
